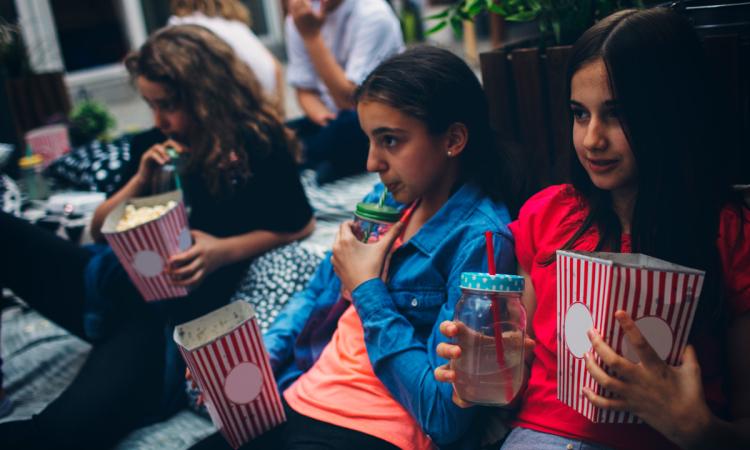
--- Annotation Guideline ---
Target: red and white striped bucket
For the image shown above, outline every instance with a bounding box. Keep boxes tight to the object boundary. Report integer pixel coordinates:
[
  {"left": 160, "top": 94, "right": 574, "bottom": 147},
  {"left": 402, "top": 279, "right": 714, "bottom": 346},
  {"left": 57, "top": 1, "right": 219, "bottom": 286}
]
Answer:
[
  {"left": 102, "top": 190, "right": 190, "bottom": 301},
  {"left": 24, "top": 124, "right": 70, "bottom": 167},
  {"left": 556, "top": 251, "right": 704, "bottom": 423},
  {"left": 174, "top": 302, "right": 286, "bottom": 449}
]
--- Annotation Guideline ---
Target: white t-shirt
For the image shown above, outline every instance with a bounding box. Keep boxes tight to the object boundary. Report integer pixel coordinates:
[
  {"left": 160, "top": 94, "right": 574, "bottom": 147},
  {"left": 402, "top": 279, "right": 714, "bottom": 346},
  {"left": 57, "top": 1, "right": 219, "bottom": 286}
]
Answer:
[
  {"left": 168, "top": 13, "right": 278, "bottom": 96},
  {"left": 285, "top": 0, "right": 404, "bottom": 113}
]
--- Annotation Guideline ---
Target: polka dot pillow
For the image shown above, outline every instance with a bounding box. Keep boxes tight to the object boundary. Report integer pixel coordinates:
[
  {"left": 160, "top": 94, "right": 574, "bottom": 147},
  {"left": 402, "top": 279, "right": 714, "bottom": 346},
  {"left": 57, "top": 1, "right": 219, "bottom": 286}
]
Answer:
[
  {"left": 186, "top": 242, "right": 322, "bottom": 415},
  {"left": 45, "top": 136, "right": 132, "bottom": 194},
  {"left": 0, "top": 174, "right": 21, "bottom": 216}
]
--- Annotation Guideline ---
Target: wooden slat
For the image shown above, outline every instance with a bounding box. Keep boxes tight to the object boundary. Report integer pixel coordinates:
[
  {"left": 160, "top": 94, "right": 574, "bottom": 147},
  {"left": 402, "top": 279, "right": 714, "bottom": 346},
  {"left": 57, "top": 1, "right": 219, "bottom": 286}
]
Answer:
[
  {"left": 544, "top": 45, "right": 573, "bottom": 183},
  {"left": 480, "top": 49, "right": 517, "bottom": 140},
  {"left": 511, "top": 47, "right": 551, "bottom": 188},
  {"left": 5, "top": 72, "right": 71, "bottom": 142}
]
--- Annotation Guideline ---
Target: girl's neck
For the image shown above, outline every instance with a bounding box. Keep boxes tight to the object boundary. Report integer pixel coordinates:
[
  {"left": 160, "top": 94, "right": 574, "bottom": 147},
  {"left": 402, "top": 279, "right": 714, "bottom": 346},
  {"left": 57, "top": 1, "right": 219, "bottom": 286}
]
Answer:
[
  {"left": 402, "top": 166, "right": 460, "bottom": 242},
  {"left": 611, "top": 185, "right": 637, "bottom": 234}
]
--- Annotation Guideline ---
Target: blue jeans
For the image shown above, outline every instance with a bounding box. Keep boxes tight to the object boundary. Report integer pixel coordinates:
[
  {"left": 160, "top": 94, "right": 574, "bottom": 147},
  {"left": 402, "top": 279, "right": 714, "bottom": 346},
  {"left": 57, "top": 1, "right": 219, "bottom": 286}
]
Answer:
[{"left": 501, "top": 427, "right": 614, "bottom": 450}]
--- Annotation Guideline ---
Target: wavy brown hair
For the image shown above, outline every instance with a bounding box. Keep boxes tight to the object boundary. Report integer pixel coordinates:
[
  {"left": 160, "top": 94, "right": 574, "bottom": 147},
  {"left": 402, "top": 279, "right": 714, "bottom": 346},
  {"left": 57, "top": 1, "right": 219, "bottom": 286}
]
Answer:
[
  {"left": 125, "top": 25, "right": 298, "bottom": 195},
  {"left": 170, "top": 0, "right": 251, "bottom": 26}
]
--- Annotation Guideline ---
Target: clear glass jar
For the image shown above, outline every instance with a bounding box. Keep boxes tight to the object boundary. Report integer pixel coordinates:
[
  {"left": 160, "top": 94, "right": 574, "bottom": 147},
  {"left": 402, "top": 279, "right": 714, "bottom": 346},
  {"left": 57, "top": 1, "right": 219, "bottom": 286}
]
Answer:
[
  {"left": 18, "top": 154, "right": 49, "bottom": 201},
  {"left": 352, "top": 202, "right": 400, "bottom": 243},
  {"left": 451, "top": 273, "right": 526, "bottom": 406}
]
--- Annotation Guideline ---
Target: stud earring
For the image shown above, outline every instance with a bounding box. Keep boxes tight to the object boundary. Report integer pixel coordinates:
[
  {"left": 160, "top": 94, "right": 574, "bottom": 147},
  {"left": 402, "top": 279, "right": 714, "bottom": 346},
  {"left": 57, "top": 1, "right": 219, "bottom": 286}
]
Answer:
[{"left": 447, "top": 151, "right": 453, "bottom": 157}]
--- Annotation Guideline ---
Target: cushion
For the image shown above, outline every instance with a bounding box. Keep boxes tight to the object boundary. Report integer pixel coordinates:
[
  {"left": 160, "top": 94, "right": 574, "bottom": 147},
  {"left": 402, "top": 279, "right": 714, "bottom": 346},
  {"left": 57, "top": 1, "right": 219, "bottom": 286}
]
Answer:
[
  {"left": 0, "top": 174, "right": 21, "bottom": 216},
  {"left": 45, "top": 136, "right": 132, "bottom": 194},
  {"left": 185, "top": 242, "right": 322, "bottom": 416}
]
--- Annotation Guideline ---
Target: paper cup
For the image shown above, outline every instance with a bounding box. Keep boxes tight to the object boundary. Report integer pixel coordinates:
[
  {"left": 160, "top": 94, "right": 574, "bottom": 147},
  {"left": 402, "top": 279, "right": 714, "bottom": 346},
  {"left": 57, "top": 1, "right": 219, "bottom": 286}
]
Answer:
[
  {"left": 174, "top": 302, "right": 286, "bottom": 449},
  {"left": 556, "top": 251, "right": 704, "bottom": 423},
  {"left": 102, "top": 190, "right": 190, "bottom": 301},
  {"left": 25, "top": 124, "right": 70, "bottom": 167}
]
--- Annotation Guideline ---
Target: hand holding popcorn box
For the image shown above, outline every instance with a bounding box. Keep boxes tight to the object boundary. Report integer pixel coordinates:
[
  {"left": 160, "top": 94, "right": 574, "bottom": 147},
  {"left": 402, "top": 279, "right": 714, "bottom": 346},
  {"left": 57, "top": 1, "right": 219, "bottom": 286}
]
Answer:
[
  {"left": 174, "top": 302, "right": 286, "bottom": 449},
  {"left": 102, "top": 190, "right": 190, "bottom": 301},
  {"left": 556, "top": 251, "right": 704, "bottom": 423}
]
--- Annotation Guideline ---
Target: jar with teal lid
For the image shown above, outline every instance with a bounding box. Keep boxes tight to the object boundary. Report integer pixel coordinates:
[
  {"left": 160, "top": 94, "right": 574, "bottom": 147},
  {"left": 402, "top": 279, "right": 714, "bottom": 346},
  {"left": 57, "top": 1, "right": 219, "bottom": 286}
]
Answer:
[
  {"left": 352, "top": 202, "right": 401, "bottom": 243},
  {"left": 452, "top": 272, "right": 526, "bottom": 406}
]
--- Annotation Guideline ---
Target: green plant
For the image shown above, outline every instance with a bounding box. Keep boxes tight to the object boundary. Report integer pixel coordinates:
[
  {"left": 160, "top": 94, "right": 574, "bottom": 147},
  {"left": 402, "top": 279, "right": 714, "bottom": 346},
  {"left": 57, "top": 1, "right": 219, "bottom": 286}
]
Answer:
[
  {"left": 427, "top": 0, "right": 643, "bottom": 45},
  {"left": 0, "top": 19, "right": 31, "bottom": 78},
  {"left": 68, "top": 99, "right": 116, "bottom": 145}
]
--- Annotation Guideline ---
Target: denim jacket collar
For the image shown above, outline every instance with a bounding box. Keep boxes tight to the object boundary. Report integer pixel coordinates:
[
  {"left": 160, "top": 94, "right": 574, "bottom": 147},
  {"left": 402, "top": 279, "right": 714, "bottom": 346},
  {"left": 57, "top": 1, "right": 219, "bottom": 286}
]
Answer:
[{"left": 403, "top": 182, "right": 486, "bottom": 256}]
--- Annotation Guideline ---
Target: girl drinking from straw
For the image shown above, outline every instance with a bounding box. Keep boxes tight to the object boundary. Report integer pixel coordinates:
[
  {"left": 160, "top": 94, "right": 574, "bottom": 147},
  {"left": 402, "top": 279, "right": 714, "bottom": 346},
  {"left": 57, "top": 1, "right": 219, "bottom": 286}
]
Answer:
[
  {"left": 191, "top": 45, "right": 515, "bottom": 450},
  {"left": 435, "top": 7, "right": 750, "bottom": 449},
  {"left": 0, "top": 25, "right": 313, "bottom": 449}
]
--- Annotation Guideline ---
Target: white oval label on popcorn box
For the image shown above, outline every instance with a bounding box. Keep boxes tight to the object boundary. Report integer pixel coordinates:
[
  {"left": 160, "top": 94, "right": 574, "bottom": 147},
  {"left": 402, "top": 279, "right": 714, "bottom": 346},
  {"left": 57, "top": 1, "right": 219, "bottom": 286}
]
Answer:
[
  {"left": 101, "top": 190, "right": 190, "bottom": 301},
  {"left": 174, "top": 302, "right": 286, "bottom": 449},
  {"left": 556, "top": 251, "right": 704, "bottom": 424}
]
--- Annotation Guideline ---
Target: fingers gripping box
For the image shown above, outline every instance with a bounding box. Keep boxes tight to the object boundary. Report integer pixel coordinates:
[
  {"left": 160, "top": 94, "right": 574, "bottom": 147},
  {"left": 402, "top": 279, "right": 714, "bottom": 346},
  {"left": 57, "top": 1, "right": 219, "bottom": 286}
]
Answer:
[
  {"left": 174, "top": 302, "right": 286, "bottom": 449},
  {"left": 102, "top": 190, "right": 190, "bottom": 301},
  {"left": 556, "top": 251, "right": 704, "bottom": 423}
]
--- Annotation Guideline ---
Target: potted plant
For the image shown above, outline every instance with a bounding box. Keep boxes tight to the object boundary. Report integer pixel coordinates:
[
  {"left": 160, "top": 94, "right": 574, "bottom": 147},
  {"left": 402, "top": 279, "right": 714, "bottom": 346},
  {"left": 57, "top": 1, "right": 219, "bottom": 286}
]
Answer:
[
  {"left": 68, "top": 99, "right": 117, "bottom": 146},
  {"left": 427, "top": 0, "right": 644, "bottom": 46}
]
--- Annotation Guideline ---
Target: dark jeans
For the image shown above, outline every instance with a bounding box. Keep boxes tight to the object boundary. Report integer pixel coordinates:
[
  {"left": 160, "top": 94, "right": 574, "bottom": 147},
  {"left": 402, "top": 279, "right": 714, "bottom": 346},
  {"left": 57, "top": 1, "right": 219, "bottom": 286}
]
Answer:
[
  {"left": 0, "top": 211, "right": 166, "bottom": 450},
  {"left": 287, "top": 110, "right": 369, "bottom": 184},
  {"left": 190, "top": 398, "right": 399, "bottom": 450}
]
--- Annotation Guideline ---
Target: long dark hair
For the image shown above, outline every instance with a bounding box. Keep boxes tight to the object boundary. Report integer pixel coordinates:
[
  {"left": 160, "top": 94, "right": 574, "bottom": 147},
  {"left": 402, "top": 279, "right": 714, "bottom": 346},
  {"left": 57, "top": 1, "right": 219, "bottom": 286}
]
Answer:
[
  {"left": 354, "top": 45, "right": 511, "bottom": 203},
  {"left": 559, "top": 7, "right": 742, "bottom": 336},
  {"left": 125, "top": 25, "right": 298, "bottom": 195}
]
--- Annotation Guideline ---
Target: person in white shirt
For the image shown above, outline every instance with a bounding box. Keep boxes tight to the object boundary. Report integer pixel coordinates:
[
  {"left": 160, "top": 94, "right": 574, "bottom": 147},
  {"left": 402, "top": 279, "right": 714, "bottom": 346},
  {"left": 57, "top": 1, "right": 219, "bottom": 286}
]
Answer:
[
  {"left": 286, "top": 0, "right": 404, "bottom": 183},
  {"left": 169, "top": 0, "right": 285, "bottom": 114}
]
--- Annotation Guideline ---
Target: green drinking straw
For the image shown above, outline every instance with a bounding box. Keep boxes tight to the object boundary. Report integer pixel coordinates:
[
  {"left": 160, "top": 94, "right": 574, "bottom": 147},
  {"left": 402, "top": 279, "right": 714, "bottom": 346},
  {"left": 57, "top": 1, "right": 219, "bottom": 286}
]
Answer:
[
  {"left": 166, "top": 146, "right": 182, "bottom": 191},
  {"left": 378, "top": 186, "right": 388, "bottom": 207}
]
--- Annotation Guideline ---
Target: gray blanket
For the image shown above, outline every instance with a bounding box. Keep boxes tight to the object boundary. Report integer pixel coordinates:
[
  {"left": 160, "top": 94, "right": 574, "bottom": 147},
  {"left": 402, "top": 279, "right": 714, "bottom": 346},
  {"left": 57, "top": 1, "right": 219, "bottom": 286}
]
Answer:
[{"left": 0, "top": 170, "right": 378, "bottom": 449}]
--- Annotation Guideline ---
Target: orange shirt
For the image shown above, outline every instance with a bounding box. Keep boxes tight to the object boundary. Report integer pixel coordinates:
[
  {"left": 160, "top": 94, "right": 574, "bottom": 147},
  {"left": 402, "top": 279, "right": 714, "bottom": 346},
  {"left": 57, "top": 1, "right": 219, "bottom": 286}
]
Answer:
[
  {"left": 284, "top": 200, "right": 434, "bottom": 450},
  {"left": 284, "top": 304, "right": 435, "bottom": 450}
]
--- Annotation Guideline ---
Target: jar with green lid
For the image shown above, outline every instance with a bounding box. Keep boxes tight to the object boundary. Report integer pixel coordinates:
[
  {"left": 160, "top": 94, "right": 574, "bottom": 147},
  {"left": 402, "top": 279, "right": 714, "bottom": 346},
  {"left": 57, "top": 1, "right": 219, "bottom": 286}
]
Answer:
[
  {"left": 18, "top": 153, "right": 49, "bottom": 201},
  {"left": 352, "top": 201, "right": 401, "bottom": 243},
  {"left": 452, "top": 272, "right": 526, "bottom": 406}
]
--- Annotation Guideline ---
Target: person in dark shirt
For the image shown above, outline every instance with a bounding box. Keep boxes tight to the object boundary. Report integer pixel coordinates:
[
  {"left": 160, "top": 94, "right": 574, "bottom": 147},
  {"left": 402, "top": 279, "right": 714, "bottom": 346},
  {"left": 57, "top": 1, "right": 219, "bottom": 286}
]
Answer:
[{"left": 0, "top": 25, "right": 314, "bottom": 449}]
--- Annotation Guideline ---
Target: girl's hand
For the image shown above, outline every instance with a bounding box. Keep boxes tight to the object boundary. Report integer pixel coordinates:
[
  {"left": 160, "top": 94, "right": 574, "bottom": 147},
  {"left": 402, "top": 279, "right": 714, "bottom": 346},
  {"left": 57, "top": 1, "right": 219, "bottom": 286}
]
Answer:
[
  {"left": 434, "top": 320, "right": 536, "bottom": 408},
  {"left": 584, "top": 311, "right": 712, "bottom": 448},
  {"left": 136, "top": 139, "right": 185, "bottom": 187},
  {"left": 331, "top": 220, "right": 403, "bottom": 294},
  {"left": 434, "top": 320, "right": 475, "bottom": 408},
  {"left": 167, "top": 230, "right": 225, "bottom": 288},
  {"left": 289, "top": 0, "right": 325, "bottom": 40}
]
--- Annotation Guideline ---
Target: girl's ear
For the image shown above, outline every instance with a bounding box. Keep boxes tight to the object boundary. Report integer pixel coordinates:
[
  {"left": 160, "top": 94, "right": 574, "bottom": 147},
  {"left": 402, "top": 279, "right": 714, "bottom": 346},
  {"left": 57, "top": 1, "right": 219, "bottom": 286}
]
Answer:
[{"left": 445, "top": 123, "right": 469, "bottom": 158}]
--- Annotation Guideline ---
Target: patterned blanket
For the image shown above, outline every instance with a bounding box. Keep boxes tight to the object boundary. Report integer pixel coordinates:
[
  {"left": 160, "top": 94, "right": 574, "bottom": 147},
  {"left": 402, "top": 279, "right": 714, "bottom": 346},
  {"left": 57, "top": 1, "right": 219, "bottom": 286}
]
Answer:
[{"left": 0, "top": 169, "right": 379, "bottom": 449}]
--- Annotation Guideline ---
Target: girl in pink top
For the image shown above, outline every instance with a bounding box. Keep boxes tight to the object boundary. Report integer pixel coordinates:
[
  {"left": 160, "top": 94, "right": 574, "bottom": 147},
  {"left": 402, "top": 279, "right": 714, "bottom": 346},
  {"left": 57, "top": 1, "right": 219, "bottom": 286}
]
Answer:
[{"left": 435, "top": 7, "right": 750, "bottom": 450}]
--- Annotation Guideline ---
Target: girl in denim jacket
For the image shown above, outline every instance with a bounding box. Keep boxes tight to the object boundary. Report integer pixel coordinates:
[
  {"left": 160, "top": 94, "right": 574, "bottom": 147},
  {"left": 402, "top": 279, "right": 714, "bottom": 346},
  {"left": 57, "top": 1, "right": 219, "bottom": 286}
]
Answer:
[{"left": 191, "top": 46, "right": 516, "bottom": 450}]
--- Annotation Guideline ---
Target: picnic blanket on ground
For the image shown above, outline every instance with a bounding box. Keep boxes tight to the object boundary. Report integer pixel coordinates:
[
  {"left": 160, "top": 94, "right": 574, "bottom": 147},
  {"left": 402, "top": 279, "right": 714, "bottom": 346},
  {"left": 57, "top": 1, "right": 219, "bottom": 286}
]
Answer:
[{"left": 0, "top": 169, "right": 378, "bottom": 449}]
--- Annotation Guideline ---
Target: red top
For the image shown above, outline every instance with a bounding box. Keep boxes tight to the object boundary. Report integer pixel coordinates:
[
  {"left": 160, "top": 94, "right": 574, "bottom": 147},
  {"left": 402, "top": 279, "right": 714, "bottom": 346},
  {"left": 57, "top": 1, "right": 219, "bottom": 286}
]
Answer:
[{"left": 508, "top": 185, "right": 750, "bottom": 450}]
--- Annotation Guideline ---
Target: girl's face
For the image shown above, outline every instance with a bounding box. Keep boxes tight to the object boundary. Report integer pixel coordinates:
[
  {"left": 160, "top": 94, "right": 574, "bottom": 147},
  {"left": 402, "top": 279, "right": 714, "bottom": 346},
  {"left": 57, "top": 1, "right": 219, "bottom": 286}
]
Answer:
[
  {"left": 570, "top": 59, "right": 637, "bottom": 194},
  {"left": 137, "top": 76, "right": 191, "bottom": 143},
  {"left": 357, "top": 100, "right": 455, "bottom": 205}
]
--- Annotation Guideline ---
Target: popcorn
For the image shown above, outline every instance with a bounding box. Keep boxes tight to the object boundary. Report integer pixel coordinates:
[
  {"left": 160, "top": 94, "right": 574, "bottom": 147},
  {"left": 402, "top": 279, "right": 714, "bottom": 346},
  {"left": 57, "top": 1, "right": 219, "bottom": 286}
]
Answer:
[{"left": 116, "top": 200, "right": 178, "bottom": 231}]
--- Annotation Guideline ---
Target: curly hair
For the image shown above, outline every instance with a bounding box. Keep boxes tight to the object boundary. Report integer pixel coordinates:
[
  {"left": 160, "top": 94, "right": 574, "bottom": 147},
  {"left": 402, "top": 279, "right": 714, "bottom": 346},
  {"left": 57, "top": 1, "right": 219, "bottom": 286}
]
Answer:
[
  {"left": 170, "top": 0, "right": 251, "bottom": 26},
  {"left": 125, "top": 25, "right": 298, "bottom": 195}
]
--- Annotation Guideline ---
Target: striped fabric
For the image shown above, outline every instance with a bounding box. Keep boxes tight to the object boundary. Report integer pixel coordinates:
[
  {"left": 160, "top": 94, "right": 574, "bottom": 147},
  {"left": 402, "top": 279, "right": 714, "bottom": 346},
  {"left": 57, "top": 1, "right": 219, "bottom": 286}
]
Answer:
[{"left": 556, "top": 251, "right": 704, "bottom": 423}]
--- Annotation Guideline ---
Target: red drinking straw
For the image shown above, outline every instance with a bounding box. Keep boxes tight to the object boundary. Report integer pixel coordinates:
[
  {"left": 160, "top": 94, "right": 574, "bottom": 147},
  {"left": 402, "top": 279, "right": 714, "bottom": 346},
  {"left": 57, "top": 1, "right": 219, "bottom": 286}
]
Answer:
[{"left": 485, "top": 231, "right": 514, "bottom": 402}]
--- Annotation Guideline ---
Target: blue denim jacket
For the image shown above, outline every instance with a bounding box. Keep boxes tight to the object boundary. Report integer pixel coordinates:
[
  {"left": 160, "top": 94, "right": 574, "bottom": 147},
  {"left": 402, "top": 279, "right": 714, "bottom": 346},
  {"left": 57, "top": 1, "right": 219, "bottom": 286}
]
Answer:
[{"left": 265, "top": 182, "right": 515, "bottom": 446}]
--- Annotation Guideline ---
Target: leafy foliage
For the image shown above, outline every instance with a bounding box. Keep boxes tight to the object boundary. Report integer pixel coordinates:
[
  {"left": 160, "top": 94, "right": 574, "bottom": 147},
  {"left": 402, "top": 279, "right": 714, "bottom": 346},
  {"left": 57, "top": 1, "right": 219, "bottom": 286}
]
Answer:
[
  {"left": 69, "top": 100, "right": 116, "bottom": 146},
  {"left": 427, "top": 0, "right": 643, "bottom": 45}
]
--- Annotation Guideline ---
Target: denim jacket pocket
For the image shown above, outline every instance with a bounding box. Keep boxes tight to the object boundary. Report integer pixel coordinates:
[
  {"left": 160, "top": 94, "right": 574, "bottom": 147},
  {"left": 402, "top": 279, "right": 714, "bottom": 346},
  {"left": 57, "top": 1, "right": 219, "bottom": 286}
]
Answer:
[{"left": 390, "top": 289, "right": 447, "bottom": 330}]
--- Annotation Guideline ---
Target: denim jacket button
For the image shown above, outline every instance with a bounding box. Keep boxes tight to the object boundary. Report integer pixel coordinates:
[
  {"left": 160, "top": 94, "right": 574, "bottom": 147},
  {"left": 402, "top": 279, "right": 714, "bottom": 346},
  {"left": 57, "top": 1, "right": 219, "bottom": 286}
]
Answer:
[{"left": 411, "top": 298, "right": 418, "bottom": 307}]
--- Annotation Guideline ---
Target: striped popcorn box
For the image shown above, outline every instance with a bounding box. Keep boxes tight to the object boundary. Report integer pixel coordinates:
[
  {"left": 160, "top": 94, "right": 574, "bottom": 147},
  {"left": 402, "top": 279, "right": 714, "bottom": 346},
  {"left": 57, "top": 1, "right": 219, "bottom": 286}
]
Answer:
[
  {"left": 24, "top": 124, "right": 71, "bottom": 167},
  {"left": 102, "top": 190, "right": 190, "bottom": 301},
  {"left": 174, "top": 302, "right": 286, "bottom": 449},
  {"left": 556, "top": 251, "right": 704, "bottom": 423}
]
